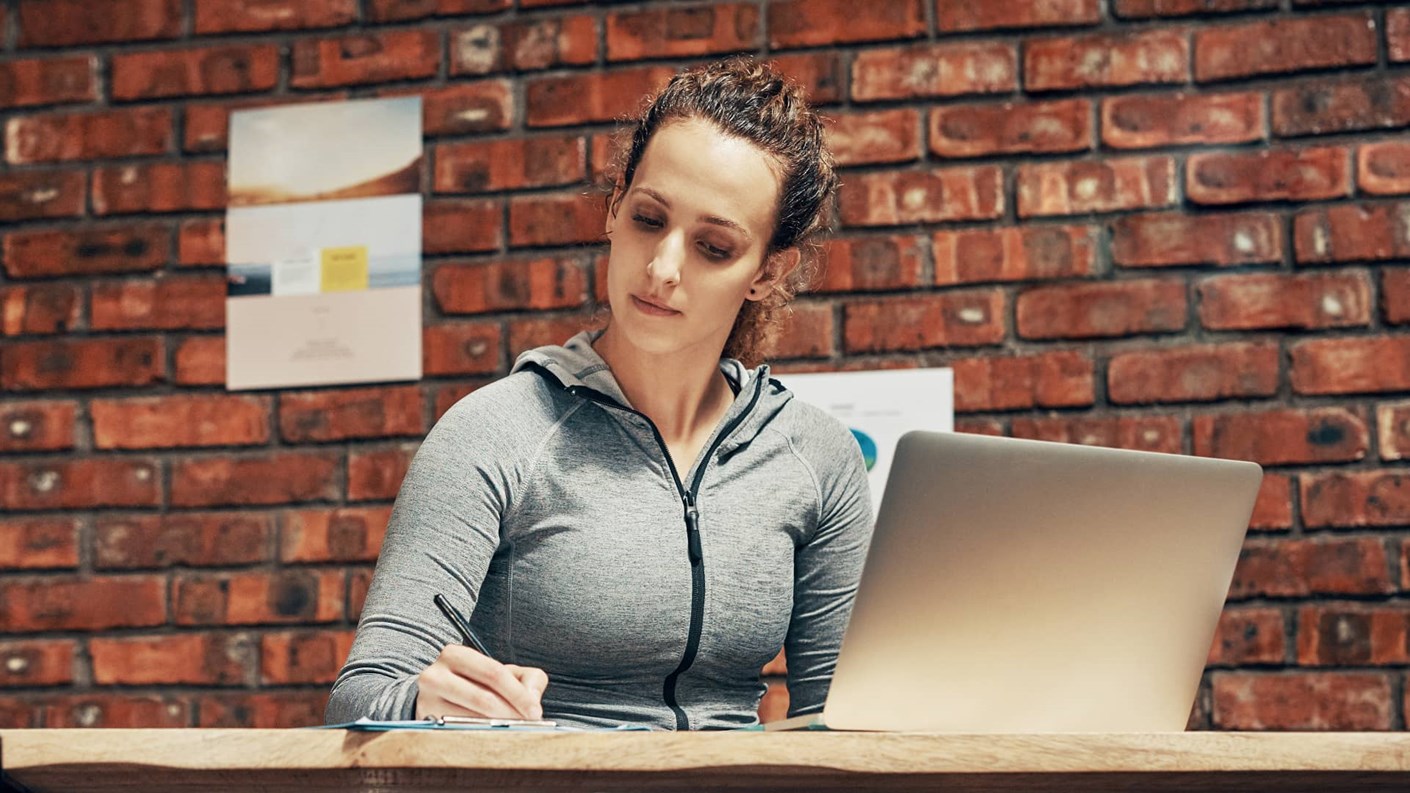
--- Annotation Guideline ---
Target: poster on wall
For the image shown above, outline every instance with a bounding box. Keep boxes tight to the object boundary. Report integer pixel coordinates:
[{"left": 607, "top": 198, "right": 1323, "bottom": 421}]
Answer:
[
  {"left": 224, "top": 96, "right": 423, "bottom": 391},
  {"left": 779, "top": 368, "right": 953, "bottom": 513}
]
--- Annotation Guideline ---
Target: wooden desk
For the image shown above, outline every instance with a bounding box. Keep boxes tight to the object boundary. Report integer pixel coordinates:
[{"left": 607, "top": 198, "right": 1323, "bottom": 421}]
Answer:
[{"left": 2, "top": 729, "right": 1408, "bottom": 792}]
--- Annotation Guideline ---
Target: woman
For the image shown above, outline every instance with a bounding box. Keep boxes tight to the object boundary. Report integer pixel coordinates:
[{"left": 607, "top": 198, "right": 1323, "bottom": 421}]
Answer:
[{"left": 325, "top": 56, "right": 873, "bottom": 730}]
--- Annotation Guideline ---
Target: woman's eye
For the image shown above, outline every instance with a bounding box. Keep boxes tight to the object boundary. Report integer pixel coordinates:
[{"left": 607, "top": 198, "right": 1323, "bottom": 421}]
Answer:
[
  {"left": 699, "top": 242, "right": 732, "bottom": 260},
  {"left": 632, "top": 213, "right": 663, "bottom": 229}
]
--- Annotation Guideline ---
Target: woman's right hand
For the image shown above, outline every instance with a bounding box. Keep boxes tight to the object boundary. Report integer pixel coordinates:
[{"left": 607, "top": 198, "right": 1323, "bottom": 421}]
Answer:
[{"left": 414, "top": 645, "right": 549, "bottom": 721}]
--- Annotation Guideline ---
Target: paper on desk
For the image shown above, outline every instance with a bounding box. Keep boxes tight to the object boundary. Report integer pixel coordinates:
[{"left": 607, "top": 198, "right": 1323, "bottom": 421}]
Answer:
[{"left": 316, "top": 716, "right": 652, "bottom": 732}]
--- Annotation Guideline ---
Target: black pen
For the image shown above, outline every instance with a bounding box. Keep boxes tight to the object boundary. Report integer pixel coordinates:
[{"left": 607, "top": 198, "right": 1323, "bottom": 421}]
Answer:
[{"left": 433, "top": 593, "right": 492, "bottom": 657}]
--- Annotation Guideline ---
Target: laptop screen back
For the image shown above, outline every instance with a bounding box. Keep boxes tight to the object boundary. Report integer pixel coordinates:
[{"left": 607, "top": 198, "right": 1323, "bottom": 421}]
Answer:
[{"left": 822, "top": 431, "right": 1262, "bottom": 732}]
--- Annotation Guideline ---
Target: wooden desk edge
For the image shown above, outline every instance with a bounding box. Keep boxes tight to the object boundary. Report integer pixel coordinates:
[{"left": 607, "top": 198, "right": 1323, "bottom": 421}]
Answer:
[{"left": 3, "top": 730, "right": 1409, "bottom": 775}]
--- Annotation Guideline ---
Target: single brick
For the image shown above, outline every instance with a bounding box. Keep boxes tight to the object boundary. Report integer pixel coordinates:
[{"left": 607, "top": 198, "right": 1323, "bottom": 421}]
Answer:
[
  {"left": 933, "top": 225, "right": 1096, "bottom": 285},
  {"left": 1, "top": 337, "right": 165, "bottom": 391},
  {"left": 91, "top": 633, "right": 255, "bottom": 686},
  {"left": 1016, "top": 279, "right": 1187, "bottom": 339},
  {"left": 18, "top": 0, "right": 180, "bottom": 46},
  {"left": 1212, "top": 673, "right": 1393, "bottom": 730},
  {"left": 1297, "top": 606, "right": 1410, "bottom": 667},
  {"left": 1195, "top": 13, "right": 1378, "bottom": 82},
  {"left": 0, "top": 171, "right": 87, "bottom": 222},
  {"left": 608, "top": 3, "right": 758, "bottom": 61},
  {"left": 929, "top": 99, "right": 1092, "bottom": 158},
  {"left": 432, "top": 257, "right": 588, "bottom": 315},
  {"left": 261, "top": 629, "right": 355, "bottom": 684},
  {"left": 1026, "top": 29, "right": 1189, "bottom": 92},
  {"left": 169, "top": 452, "right": 340, "bottom": 507},
  {"left": 112, "top": 46, "right": 279, "bottom": 100},
  {"left": 526, "top": 67, "right": 676, "bottom": 128},
  {"left": 5, "top": 107, "right": 173, "bottom": 164},
  {"left": 508, "top": 193, "right": 607, "bottom": 247},
  {"left": 1228, "top": 538, "right": 1393, "bottom": 599},
  {"left": 1107, "top": 343, "right": 1280, "bottom": 404},
  {"left": 0, "top": 284, "right": 80, "bottom": 336},
  {"left": 419, "top": 81, "right": 514, "bottom": 137},
  {"left": 1017, "top": 156, "right": 1176, "bottom": 217},
  {"left": 1358, "top": 141, "right": 1410, "bottom": 196},
  {"left": 815, "top": 236, "right": 926, "bottom": 293},
  {"left": 843, "top": 291, "right": 1006, "bottom": 353},
  {"left": 1291, "top": 336, "right": 1410, "bottom": 395},
  {"left": 4, "top": 224, "right": 170, "bottom": 278},
  {"left": 0, "top": 517, "right": 79, "bottom": 570},
  {"left": 938, "top": 0, "right": 1099, "bottom": 31},
  {"left": 95, "top": 512, "right": 272, "bottom": 569},
  {"left": 0, "top": 401, "right": 76, "bottom": 454},
  {"left": 173, "top": 570, "right": 344, "bottom": 626},
  {"left": 281, "top": 506, "right": 392, "bottom": 564},
  {"left": 424, "top": 198, "right": 502, "bottom": 255},
  {"left": 452, "top": 16, "right": 597, "bottom": 76},
  {"left": 1102, "top": 92, "right": 1264, "bottom": 149},
  {"left": 278, "top": 385, "right": 424, "bottom": 443},
  {"left": 1187, "top": 147, "right": 1350, "bottom": 205},
  {"left": 1302, "top": 470, "right": 1410, "bottom": 529},
  {"left": 826, "top": 109, "right": 922, "bottom": 166},
  {"left": 1193, "top": 407, "right": 1369, "bottom": 465},
  {"left": 950, "top": 351, "right": 1095, "bottom": 412},
  {"left": 91, "top": 394, "right": 270, "bottom": 449},
  {"left": 1206, "top": 608, "right": 1286, "bottom": 667},
  {"left": 92, "top": 162, "right": 227, "bottom": 215},
  {"left": 0, "top": 576, "right": 166, "bottom": 632},
  {"left": 89, "top": 276, "right": 226, "bottom": 331},
  {"left": 291, "top": 30, "right": 440, "bottom": 88},
  {"left": 1379, "top": 401, "right": 1410, "bottom": 462},
  {"left": 423, "top": 322, "right": 503, "bottom": 377},
  {"left": 1111, "top": 211, "right": 1282, "bottom": 268},
  {"left": 769, "top": 0, "right": 924, "bottom": 49},
  {"left": 838, "top": 166, "right": 1004, "bottom": 226},
  {"left": 1272, "top": 76, "right": 1410, "bottom": 137},
  {"left": 1010, "top": 414, "right": 1182, "bottom": 455},
  {"left": 0, "top": 56, "right": 97, "bottom": 109},
  {"left": 194, "top": 0, "right": 358, "bottom": 33},
  {"left": 1197, "top": 272, "right": 1371, "bottom": 331},
  {"left": 850, "top": 43, "right": 1017, "bottom": 102},
  {"left": 0, "top": 458, "right": 161, "bottom": 511},
  {"left": 433, "top": 136, "right": 586, "bottom": 194}
]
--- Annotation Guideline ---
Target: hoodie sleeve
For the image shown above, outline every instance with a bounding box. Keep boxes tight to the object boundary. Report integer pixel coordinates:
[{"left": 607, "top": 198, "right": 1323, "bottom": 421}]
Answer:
[
  {"left": 782, "top": 418, "right": 875, "bottom": 716},
  {"left": 323, "top": 384, "right": 530, "bottom": 724}
]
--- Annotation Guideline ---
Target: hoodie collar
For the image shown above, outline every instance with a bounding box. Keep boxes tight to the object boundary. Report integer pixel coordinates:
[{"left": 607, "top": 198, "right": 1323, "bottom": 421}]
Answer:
[{"left": 511, "top": 330, "right": 792, "bottom": 455}]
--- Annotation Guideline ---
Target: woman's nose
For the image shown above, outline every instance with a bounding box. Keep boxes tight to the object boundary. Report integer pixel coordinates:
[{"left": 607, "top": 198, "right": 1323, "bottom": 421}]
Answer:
[{"left": 646, "top": 233, "right": 684, "bottom": 287}]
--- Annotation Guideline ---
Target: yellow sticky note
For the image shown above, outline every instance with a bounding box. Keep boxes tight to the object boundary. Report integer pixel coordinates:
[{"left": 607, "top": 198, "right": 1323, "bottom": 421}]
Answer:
[{"left": 320, "top": 246, "right": 369, "bottom": 292}]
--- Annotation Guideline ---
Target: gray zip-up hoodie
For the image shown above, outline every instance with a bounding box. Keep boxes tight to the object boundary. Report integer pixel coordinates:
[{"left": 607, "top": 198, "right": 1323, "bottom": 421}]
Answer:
[{"left": 325, "top": 331, "right": 873, "bottom": 730}]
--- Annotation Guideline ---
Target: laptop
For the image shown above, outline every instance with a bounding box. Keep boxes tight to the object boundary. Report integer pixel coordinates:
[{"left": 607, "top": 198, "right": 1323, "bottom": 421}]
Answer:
[{"left": 765, "top": 430, "right": 1263, "bottom": 732}]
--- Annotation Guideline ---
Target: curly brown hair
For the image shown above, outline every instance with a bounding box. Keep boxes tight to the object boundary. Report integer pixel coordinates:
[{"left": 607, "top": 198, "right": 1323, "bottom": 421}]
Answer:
[{"left": 603, "top": 56, "right": 839, "bottom": 367}]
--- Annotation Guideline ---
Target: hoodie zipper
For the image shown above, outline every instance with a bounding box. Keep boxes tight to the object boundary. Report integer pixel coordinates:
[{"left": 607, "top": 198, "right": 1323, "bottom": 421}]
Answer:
[{"left": 566, "top": 375, "right": 764, "bottom": 730}]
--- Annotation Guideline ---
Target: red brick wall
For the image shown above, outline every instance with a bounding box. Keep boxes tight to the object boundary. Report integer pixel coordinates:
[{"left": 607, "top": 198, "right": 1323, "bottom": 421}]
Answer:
[{"left": 1, "top": 0, "right": 1408, "bottom": 731}]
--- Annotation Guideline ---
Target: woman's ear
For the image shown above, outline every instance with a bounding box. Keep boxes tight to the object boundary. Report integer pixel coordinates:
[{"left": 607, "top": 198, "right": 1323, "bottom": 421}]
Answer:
[
  {"left": 605, "top": 184, "right": 624, "bottom": 236},
  {"left": 747, "top": 248, "right": 801, "bottom": 301}
]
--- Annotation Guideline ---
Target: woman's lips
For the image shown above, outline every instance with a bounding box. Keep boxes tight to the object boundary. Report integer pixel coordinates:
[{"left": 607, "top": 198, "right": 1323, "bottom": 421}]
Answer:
[{"left": 631, "top": 294, "right": 680, "bottom": 316}]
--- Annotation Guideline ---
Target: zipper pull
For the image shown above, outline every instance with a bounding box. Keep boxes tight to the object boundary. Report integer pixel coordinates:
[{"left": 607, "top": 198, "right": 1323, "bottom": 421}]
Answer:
[{"left": 683, "top": 493, "right": 701, "bottom": 565}]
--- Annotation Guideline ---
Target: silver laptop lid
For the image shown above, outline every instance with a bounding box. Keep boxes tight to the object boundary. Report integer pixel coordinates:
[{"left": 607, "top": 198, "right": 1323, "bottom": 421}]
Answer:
[{"left": 823, "top": 431, "right": 1262, "bottom": 732}]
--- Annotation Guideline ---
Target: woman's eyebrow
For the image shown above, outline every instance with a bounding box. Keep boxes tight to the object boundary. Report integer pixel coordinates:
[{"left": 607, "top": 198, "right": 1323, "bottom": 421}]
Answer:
[{"left": 631, "top": 186, "right": 753, "bottom": 242}]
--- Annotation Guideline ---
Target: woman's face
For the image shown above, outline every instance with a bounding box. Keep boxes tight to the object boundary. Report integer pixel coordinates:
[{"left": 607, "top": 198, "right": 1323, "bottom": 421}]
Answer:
[{"left": 603, "top": 117, "right": 783, "bottom": 360}]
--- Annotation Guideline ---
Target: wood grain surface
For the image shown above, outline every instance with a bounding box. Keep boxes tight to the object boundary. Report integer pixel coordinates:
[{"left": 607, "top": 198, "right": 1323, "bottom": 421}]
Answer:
[{"left": 2, "top": 729, "right": 1408, "bottom": 792}]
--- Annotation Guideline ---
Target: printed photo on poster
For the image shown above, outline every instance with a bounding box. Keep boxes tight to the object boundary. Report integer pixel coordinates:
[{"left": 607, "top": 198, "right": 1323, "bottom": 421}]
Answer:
[{"left": 225, "top": 96, "right": 423, "bottom": 391}]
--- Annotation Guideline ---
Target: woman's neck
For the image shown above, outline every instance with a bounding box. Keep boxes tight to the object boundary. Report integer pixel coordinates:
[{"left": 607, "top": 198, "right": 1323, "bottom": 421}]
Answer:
[{"left": 592, "top": 326, "right": 732, "bottom": 443}]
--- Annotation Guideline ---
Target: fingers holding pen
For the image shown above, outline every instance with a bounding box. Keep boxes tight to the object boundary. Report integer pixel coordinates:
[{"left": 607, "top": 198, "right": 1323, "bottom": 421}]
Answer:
[{"left": 417, "top": 645, "right": 547, "bottom": 720}]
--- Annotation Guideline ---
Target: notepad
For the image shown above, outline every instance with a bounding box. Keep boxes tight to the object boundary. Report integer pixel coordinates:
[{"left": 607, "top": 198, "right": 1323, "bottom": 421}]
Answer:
[{"left": 317, "top": 716, "right": 652, "bottom": 732}]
